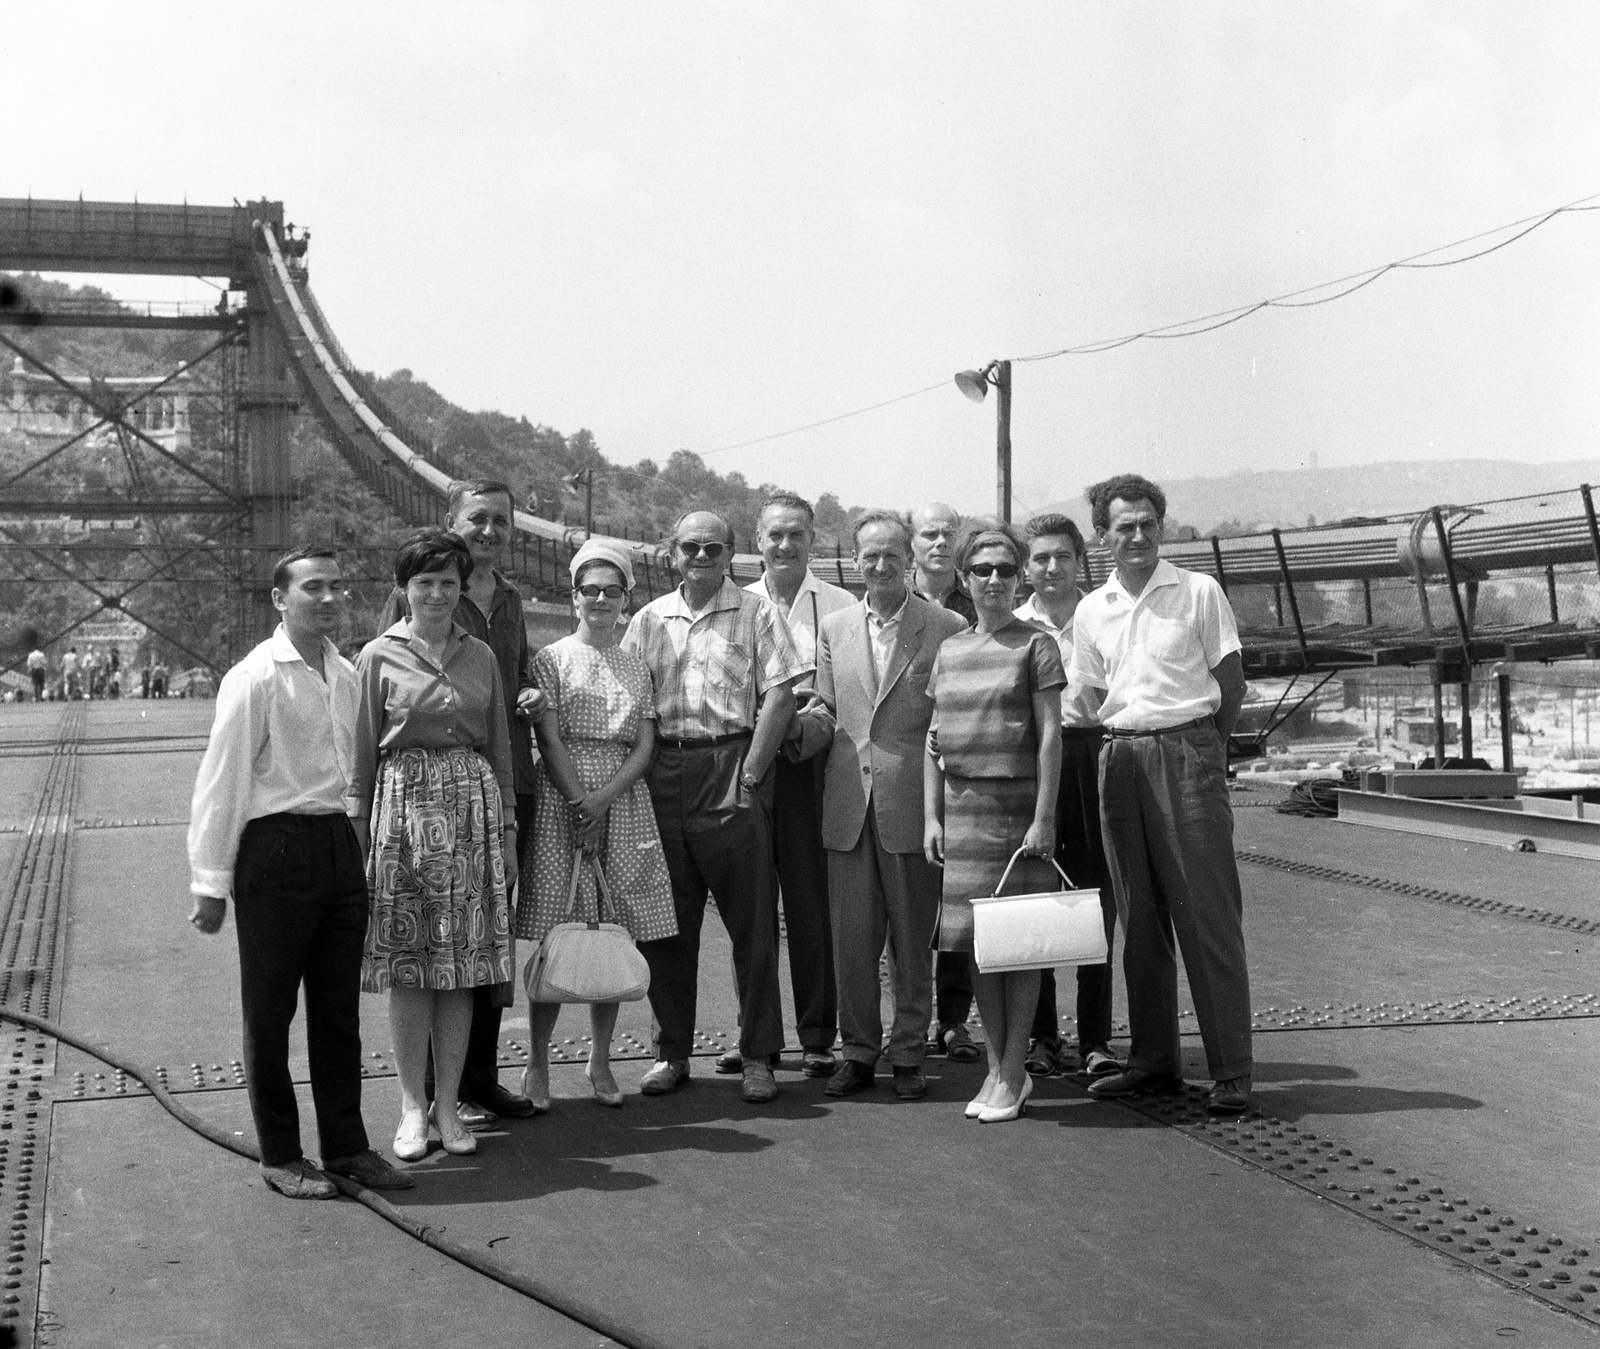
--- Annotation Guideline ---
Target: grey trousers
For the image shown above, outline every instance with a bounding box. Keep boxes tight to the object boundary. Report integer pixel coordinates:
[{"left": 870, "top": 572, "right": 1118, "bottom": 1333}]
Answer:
[
  {"left": 1099, "top": 721, "right": 1252, "bottom": 1082},
  {"left": 827, "top": 810, "right": 942, "bottom": 1067}
]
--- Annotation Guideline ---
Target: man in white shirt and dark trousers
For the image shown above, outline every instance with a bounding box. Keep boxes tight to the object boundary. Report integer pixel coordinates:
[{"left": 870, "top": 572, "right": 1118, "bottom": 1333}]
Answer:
[
  {"left": 188, "top": 547, "right": 412, "bottom": 1197},
  {"left": 1071, "top": 475, "right": 1254, "bottom": 1116}
]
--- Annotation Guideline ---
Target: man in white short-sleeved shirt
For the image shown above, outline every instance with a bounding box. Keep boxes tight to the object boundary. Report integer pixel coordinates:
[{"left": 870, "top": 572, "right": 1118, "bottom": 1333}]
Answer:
[{"left": 1071, "top": 474, "right": 1254, "bottom": 1116}]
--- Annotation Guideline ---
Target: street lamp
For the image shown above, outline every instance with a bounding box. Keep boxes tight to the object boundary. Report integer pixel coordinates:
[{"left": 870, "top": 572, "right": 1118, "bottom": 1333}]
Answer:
[{"left": 953, "top": 359, "right": 1013, "bottom": 522}]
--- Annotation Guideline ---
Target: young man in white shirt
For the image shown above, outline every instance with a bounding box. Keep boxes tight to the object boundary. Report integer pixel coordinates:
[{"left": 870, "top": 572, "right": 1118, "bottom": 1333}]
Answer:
[
  {"left": 188, "top": 547, "right": 412, "bottom": 1197},
  {"left": 1071, "top": 475, "right": 1253, "bottom": 1116}
]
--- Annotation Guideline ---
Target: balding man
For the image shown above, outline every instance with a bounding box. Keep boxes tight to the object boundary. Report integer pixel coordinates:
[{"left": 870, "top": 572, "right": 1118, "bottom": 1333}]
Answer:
[
  {"left": 740, "top": 492, "right": 855, "bottom": 1079},
  {"left": 623, "top": 510, "right": 809, "bottom": 1103},
  {"left": 909, "top": 502, "right": 979, "bottom": 1063}
]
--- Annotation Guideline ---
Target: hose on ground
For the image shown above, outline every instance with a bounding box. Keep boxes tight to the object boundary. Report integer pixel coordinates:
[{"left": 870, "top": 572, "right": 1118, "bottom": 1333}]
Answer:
[{"left": 0, "top": 1004, "right": 668, "bottom": 1349}]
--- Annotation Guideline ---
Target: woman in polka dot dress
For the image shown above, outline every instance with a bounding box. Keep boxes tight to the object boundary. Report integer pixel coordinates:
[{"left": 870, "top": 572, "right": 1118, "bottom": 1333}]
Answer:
[{"left": 517, "top": 541, "right": 676, "bottom": 1109}]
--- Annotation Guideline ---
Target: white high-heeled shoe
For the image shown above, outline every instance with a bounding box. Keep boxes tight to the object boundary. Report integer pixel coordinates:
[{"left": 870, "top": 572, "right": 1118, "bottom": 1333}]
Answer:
[
  {"left": 587, "top": 1064, "right": 624, "bottom": 1108},
  {"left": 965, "top": 1074, "right": 999, "bottom": 1119},
  {"left": 519, "top": 1064, "right": 552, "bottom": 1114},
  {"left": 978, "top": 1074, "right": 1033, "bottom": 1124}
]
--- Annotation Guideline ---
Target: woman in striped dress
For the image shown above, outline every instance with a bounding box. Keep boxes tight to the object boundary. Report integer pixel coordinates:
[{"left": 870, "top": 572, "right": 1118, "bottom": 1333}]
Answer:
[
  {"left": 924, "top": 520, "right": 1064, "bottom": 1123},
  {"left": 517, "top": 540, "right": 676, "bottom": 1110}
]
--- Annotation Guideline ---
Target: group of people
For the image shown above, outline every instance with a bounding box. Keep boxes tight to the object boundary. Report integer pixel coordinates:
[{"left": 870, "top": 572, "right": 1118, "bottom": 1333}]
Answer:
[
  {"left": 22, "top": 644, "right": 170, "bottom": 701},
  {"left": 186, "top": 469, "right": 1254, "bottom": 1200}
]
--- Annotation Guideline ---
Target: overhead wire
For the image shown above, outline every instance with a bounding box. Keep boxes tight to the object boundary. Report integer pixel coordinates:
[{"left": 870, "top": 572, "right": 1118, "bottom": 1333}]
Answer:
[{"left": 692, "top": 190, "right": 1600, "bottom": 458}]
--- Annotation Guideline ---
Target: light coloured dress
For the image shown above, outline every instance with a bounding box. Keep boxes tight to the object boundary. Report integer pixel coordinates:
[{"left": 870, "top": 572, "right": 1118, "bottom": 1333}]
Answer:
[{"left": 516, "top": 638, "right": 677, "bottom": 944}]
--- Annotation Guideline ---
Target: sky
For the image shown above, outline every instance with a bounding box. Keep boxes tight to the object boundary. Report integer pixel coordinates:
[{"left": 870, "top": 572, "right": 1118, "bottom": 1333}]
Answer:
[{"left": 4, "top": 2, "right": 1598, "bottom": 517}]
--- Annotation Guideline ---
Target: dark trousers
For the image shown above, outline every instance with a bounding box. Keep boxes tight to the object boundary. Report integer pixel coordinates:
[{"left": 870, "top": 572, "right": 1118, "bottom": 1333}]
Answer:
[
  {"left": 1030, "top": 728, "right": 1117, "bottom": 1051},
  {"left": 935, "top": 952, "right": 973, "bottom": 1031},
  {"left": 430, "top": 790, "right": 533, "bottom": 1102},
  {"left": 828, "top": 809, "right": 941, "bottom": 1067},
  {"left": 641, "top": 742, "right": 785, "bottom": 1062},
  {"left": 1099, "top": 722, "right": 1253, "bottom": 1081},
  {"left": 772, "top": 756, "right": 836, "bottom": 1050},
  {"left": 232, "top": 812, "right": 369, "bottom": 1167}
]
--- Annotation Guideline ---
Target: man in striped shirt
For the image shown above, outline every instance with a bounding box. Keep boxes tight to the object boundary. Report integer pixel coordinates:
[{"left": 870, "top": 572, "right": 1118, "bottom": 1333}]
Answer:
[{"left": 622, "top": 509, "right": 810, "bottom": 1103}]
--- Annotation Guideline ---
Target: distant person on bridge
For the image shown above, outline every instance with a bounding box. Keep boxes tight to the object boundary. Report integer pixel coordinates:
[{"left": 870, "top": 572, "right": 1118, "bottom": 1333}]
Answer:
[
  {"left": 26, "top": 647, "right": 45, "bottom": 702},
  {"left": 187, "top": 546, "right": 413, "bottom": 1199},
  {"left": 353, "top": 528, "right": 518, "bottom": 1162},
  {"left": 814, "top": 509, "right": 968, "bottom": 1101},
  {"left": 61, "top": 647, "right": 81, "bottom": 701},
  {"left": 729, "top": 491, "right": 854, "bottom": 1081},
  {"left": 1073, "top": 474, "right": 1253, "bottom": 1116},
  {"left": 909, "top": 502, "right": 980, "bottom": 1067},
  {"left": 379, "top": 478, "right": 546, "bottom": 1131},
  {"left": 622, "top": 509, "right": 807, "bottom": 1103}
]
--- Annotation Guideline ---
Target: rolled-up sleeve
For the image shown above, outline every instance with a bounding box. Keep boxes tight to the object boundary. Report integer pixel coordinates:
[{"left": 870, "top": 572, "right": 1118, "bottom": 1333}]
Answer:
[
  {"left": 187, "top": 665, "right": 262, "bottom": 899},
  {"left": 753, "top": 601, "right": 810, "bottom": 693}
]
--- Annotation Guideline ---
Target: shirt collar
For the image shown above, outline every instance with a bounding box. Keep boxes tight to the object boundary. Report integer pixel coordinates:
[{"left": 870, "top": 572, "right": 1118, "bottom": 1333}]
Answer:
[
  {"left": 1102, "top": 557, "right": 1180, "bottom": 604},
  {"left": 383, "top": 618, "right": 466, "bottom": 655},
  {"left": 269, "top": 624, "right": 334, "bottom": 665},
  {"left": 864, "top": 589, "right": 910, "bottom": 627},
  {"left": 751, "top": 566, "right": 821, "bottom": 614},
  {"left": 665, "top": 576, "right": 742, "bottom": 621}
]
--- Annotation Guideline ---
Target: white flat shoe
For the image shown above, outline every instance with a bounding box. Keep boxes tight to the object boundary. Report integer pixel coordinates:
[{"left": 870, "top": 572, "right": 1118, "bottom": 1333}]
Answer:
[
  {"left": 393, "top": 1112, "right": 429, "bottom": 1162},
  {"left": 433, "top": 1106, "right": 478, "bottom": 1156}
]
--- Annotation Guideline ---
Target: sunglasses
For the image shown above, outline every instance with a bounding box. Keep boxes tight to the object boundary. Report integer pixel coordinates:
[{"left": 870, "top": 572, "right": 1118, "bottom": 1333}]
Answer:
[
  {"left": 967, "top": 562, "right": 1020, "bottom": 579},
  {"left": 575, "top": 583, "right": 627, "bottom": 600},
  {"left": 677, "top": 540, "right": 727, "bottom": 561}
]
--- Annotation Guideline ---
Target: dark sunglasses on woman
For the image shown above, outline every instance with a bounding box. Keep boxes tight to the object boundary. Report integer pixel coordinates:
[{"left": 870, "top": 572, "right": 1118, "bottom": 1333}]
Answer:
[
  {"left": 575, "top": 583, "right": 627, "bottom": 599},
  {"left": 967, "top": 561, "right": 1020, "bottom": 579},
  {"left": 678, "top": 541, "right": 727, "bottom": 560}
]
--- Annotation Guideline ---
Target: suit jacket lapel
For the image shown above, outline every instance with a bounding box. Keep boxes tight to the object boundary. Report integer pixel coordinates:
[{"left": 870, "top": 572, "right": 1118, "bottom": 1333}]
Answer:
[
  {"left": 875, "top": 601, "right": 925, "bottom": 708},
  {"left": 845, "top": 607, "right": 876, "bottom": 705}
]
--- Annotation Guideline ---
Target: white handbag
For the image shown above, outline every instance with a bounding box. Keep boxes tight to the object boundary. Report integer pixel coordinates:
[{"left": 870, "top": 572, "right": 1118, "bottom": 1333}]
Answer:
[
  {"left": 971, "top": 847, "right": 1109, "bottom": 974},
  {"left": 523, "top": 851, "right": 651, "bottom": 1004}
]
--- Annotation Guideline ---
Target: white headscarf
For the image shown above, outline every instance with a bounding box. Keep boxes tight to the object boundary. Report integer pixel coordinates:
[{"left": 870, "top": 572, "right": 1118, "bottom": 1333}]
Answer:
[{"left": 568, "top": 538, "right": 636, "bottom": 591}]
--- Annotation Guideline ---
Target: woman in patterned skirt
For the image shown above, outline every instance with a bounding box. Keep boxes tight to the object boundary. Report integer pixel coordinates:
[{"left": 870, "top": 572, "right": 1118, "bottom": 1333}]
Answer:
[
  {"left": 924, "top": 519, "right": 1064, "bottom": 1123},
  {"left": 351, "top": 529, "right": 516, "bottom": 1161},
  {"left": 518, "top": 539, "right": 676, "bottom": 1110}
]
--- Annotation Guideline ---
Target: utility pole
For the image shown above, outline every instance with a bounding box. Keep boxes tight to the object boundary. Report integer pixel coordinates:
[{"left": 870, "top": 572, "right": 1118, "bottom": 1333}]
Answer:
[{"left": 994, "top": 359, "right": 1012, "bottom": 523}]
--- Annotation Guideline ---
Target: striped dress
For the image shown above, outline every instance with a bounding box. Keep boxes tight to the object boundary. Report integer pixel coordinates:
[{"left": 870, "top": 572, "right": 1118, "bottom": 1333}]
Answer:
[{"left": 927, "top": 618, "right": 1066, "bottom": 951}]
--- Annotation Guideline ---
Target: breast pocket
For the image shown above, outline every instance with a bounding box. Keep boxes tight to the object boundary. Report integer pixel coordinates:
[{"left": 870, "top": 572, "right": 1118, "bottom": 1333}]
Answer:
[{"left": 1138, "top": 614, "right": 1200, "bottom": 665}]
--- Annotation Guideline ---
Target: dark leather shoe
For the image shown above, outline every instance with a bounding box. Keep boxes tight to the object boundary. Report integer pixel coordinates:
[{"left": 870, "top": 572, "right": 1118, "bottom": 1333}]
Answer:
[
  {"left": 478, "top": 1083, "right": 538, "bottom": 1119},
  {"left": 1086, "top": 1067, "right": 1185, "bottom": 1099},
  {"left": 322, "top": 1148, "right": 415, "bottom": 1190},
  {"left": 1206, "top": 1076, "right": 1252, "bottom": 1115},
  {"left": 891, "top": 1066, "right": 928, "bottom": 1100},
  {"left": 802, "top": 1050, "right": 836, "bottom": 1078},
  {"left": 824, "top": 1059, "right": 876, "bottom": 1097},
  {"left": 260, "top": 1159, "right": 336, "bottom": 1200},
  {"left": 455, "top": 1098, "right": 499, "bottom": 1131},
  {"left": 741, "top": 1061, "right": 779, "bottom": 1103}
]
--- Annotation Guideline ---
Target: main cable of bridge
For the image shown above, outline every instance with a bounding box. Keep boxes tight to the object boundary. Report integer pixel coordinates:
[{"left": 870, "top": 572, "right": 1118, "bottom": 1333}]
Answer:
[{"left": 694, "top": 189, "right": 1600, "bottom": 459}]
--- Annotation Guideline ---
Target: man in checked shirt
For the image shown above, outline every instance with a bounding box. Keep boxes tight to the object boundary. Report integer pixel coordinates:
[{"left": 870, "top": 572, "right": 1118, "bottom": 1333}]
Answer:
[{"left": 623, "top": 509, "right": 808, "bottom": 1103}]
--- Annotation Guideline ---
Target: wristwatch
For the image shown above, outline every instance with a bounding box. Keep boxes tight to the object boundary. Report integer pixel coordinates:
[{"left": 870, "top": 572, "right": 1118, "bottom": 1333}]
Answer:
[{"left": 739, "top": 770, "right": 761, "bottom": 791}]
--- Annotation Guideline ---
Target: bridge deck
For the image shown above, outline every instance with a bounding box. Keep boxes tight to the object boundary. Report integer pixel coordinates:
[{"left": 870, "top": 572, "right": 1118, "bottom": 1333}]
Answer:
[{"left": 1, "top": 701, "right": 1596, "bottom": 1347}]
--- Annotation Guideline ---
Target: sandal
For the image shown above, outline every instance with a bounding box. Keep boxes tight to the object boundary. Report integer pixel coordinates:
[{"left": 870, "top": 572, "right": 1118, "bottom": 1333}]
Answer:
[
  {"left": 1024, "top": 1038, "right": 1062, "bottom": 1077},
  {"left": 942, "top": 1024, "right": 981, "bottom": 1063},
  {"left": 1083, "top": 1048, "right": 1123, "bottom": 1078}
]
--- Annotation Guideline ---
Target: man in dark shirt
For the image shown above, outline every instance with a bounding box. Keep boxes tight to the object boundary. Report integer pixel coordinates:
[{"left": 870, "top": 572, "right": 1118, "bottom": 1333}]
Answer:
[{"left": 379, "top": 478, "right": 545, "bottom": 1128}]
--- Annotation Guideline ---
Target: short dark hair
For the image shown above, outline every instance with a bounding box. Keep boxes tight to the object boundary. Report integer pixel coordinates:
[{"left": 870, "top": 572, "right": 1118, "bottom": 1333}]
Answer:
[
  {"left": 670, "top": 509, "right": 736, "bottom": 548},
  {"left": 1024, "top": 512, "right": 1086, "bottom": 560},
  {"left": 850, "top": 508, "right": 912, "bottom": 552},
  {"left": 393, "top": 528, "right": 474, "bottom": 588},
  {"left": 954, "top": 517, "right": 1027, "bottom": 572},
  {"left": 272, "top": 546, "right": 339, "bottom": 593},
  {"left": 446, "top": 478, "right": 515, "bottom": 521},
  {"left": 757, "top": 492, "right": 814, "bottom": 531},
  {"left": 1086, "top": 474, "right": 1166, "bottom": 532}
]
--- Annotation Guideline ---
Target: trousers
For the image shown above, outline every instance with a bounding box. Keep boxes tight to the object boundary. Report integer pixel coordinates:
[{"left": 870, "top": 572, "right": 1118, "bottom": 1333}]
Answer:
[
  {"left": 772, "top": 755, "right": 836, "bottom": 1050},
  {"left": 232, "top": 812, "right": 369, "bottom": 1167},
  {"left": 641, "top": 741, "right": 784, "bottom": 1062},
  {"left": 1098, "top": 721, "right": 1252, "bottom": 1081}
]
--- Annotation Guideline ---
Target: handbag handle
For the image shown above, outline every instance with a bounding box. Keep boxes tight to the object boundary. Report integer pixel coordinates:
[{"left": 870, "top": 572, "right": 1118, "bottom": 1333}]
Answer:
[
  {"left": 566, "top": 848, "right": 619, "bottom": 924},
  {"left": 990, "top": 846, "right": 1077, "bottom": 898}
]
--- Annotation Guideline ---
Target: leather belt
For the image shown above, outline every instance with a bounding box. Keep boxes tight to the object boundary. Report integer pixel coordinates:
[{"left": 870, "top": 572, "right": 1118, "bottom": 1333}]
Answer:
[
  {"left": 1104, "top": 716, "right": 1212, "bottom": 740},
  {"left": 656, "top": 730, "right": 754, "bottom": 751}
]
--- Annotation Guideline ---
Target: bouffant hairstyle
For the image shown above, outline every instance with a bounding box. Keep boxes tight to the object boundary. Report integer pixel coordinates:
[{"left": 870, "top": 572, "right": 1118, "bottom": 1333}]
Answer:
[
  {"left": 954, "top": 517, "right": 1027, "bottom": 572},
  {"left": 393, "top": 528, "right": 474, "bottom": 588},
  {"left": 1024, "top": 512, "right": 1087, "bottom": 561},
  {"left": 1086, "top": 474, "right": 1167, "bottom": 532}
]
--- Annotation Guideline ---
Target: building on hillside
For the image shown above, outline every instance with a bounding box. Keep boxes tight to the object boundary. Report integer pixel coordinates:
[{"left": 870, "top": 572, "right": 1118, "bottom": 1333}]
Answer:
[{"left": 1, "top": 357, "right": 192, "bottom": 451}]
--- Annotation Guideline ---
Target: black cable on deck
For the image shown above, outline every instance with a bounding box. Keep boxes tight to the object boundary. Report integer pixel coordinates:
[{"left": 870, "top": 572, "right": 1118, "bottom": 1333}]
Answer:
[{"left": 0, "top": 1005, "right": 669, "bottom": 1349}]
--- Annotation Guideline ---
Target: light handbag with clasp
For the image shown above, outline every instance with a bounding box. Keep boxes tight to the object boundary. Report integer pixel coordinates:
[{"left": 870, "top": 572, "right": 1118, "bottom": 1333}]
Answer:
[
  {"left": 970, "top": 846, "right": 1109, "bottom": 974},
  {"left": 523, "top": 849, "right": 651, "bottom": 1004}
]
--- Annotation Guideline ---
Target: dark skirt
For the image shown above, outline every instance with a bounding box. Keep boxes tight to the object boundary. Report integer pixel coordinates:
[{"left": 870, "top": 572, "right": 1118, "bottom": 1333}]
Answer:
[{"left": 936, "top": 773, "right": 1057, "bottom": 953}]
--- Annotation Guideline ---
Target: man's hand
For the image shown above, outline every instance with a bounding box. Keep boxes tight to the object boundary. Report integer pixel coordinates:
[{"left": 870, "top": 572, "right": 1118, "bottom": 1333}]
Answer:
[
  {"left": 516, "top": 687, "right": 549, "bottom": 721},
  {"left": 189, "top": 893, "right": 226, "bottom": 935},
  {"left": 923, "top": 820, "right": 944, "bottom": 867}
]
